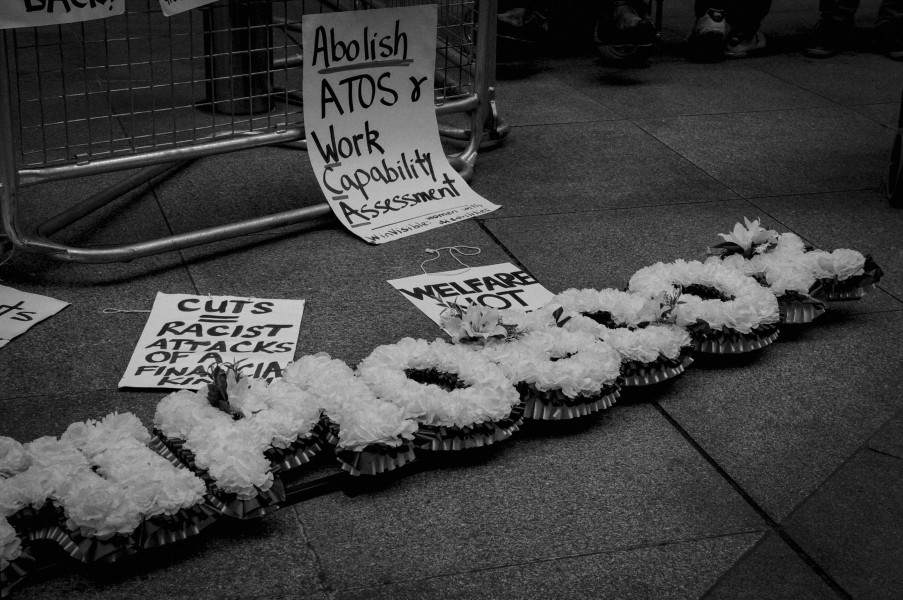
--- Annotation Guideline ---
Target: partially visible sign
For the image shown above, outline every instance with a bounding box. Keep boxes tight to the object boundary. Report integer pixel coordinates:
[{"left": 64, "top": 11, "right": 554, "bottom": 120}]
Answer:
[
  {"left": 159, "top": 0, "right": 217, "bottom": 17},
  {"left": 301, "top": 5, "right": 499, "bottom": 244},
  {"left": 388, "top": 262, "right": 555, "bottom": 328},
  {"left": 0, "top": 285, "right": 69, "bottom": 349},
  {"left": 0, "top": 0, "right": 125, "bottom": 30},
  {"left": 118, "top": 293, "right": 305, "bottom": 390}
]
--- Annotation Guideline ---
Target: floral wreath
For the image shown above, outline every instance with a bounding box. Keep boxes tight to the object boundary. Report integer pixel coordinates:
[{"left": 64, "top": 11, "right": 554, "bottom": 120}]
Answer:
[
  {"left": 358, "top": 338, "right": 522, "bottom": 450},
  {"left": 481, "top": 326, "right": 622, "bottom": 420},
  {"left": 548, "top": 288, "right": 694, "bottom": 386},
  {"left": 628, "top": 259, "right": 781, "bottom": 354},
  {"left": 282, "top": 354, "right": 418, "bottom": 475}
]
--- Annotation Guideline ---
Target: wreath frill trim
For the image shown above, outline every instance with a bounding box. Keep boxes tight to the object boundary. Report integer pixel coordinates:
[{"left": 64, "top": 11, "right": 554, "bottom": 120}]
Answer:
[
  {"left": 517, "top": 382, "right": 620, "bottom": 421},
  {"left": 150, "top": 430, "right": 311, "bottom": 519},
  {"left": 810, "top": 255, "right": 884, "bottom": 301},
  {"left": 687, "top": 320, "right": 780, "bottom": 354},
  {"left": 777, "top": 291, "right": 827, "bottom": 324},
  {"left": 322, "top": 421, "right": 416, "bottom": 476},
  {"left": 411, "top": 402, "right": 526, "bottom": 451},
  {"left": 0, "top": 547, "right": 36, "bottom": 599},
  {"left": 621, "top": 347, "right": 695, "bottom": 387}
]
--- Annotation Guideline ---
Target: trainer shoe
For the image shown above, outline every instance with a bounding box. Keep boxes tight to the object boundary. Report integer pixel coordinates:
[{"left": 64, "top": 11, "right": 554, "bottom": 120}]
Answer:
[
  {"left": 595, "top": 1, "right": 657, "bottom": 47},
  {"left": 687, "top": 8, "right": 727, "bottom": 59},
  {"left": 725, "top": 31, "right": 766, "bottom": 58},
  {"left": 804, "top": 18, "right": 851, "bottom": 58}
]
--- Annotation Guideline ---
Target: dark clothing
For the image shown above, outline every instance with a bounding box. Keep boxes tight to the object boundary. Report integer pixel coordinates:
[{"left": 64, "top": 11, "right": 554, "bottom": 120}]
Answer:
[
  {"left": 694, "top": 1, "right": 774, "bottom": 37},
  {"left": 819, "top": 0, "right": 903, "bottom": 40}
]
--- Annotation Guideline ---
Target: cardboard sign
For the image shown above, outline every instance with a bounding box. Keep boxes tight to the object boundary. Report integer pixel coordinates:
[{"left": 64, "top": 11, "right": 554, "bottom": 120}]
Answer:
[
  {"left": 119, "top": 293, "right": 305, "bottom": 390},
  {"left": 301, "top": 5, "right": 499, "bottom": 244},
  {"left": 0, "top": 0, "right": 124, "bottom": 30},
  {"left": 388, "top": 262, "right": 555, "bottom": 328},
  {"left": 158, "top": 0, "right": 218, "bottom": 17},
  {"left": 0, "top": 285, "right": 69, "bottom": 349}
]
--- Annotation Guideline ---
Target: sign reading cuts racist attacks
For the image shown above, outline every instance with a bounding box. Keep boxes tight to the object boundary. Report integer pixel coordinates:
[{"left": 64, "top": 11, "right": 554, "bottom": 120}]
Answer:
[
  {"left": 388, "top": 263, "right": 556, "bottom": 330},
  {"left": 301, "top": 5, "right": 499, "bottom": 244},
  {"left": 119, "top": 293, "right": 305, "bottom": 390}
]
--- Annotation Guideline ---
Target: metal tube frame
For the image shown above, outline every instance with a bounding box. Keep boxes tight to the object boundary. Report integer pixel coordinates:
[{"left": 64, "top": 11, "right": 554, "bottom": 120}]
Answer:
[{"left": 0, "top": 0, "right": 506, "bottom": 264}]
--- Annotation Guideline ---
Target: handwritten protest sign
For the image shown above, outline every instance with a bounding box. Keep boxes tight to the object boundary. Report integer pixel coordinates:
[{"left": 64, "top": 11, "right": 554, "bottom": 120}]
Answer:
[
  {"left": 119, "top": 293, "right": 305, "bottom": 390},
  {"left": 0, "top": 0, "right": 124, "bottom": 30},
  {"left": 301, "top": 5, "right": 499, "bottom": 244},
  {"left": 0, "top": 285, "right": 69, "bottom": 350},
  {"left": 388, "top": 263, "right": 555, "bottom": 330},
  {"left": 158, "top": 0, "right": 217, "bottom": 17}
]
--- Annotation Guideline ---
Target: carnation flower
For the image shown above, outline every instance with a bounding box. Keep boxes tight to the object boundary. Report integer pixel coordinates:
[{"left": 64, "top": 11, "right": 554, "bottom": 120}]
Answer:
[{"left": 0, "top": 437, "right": 31, "bottom": 478}]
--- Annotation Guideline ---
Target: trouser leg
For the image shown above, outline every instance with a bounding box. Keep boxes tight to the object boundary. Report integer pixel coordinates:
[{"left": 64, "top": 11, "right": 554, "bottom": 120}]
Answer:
[{"left": 818, "top": 0, "right": 860, "bottom": 24}]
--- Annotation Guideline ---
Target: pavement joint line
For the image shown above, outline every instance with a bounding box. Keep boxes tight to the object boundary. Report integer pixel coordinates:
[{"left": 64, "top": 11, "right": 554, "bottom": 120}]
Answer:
[
  {"left": 290, "top": 506, "right": 337, "bottom": 598},
  {"left": 474, "top": 197, "right": 743, "bottom": 222},
  {"left": 475, "top": 219, "right": 531, "bottom": 274},
  {"left": 650, "top": 400, "right": 855, "bottom": 600},
  {"left": 329, "top": 529, "right": 768, "bottom": 593}
]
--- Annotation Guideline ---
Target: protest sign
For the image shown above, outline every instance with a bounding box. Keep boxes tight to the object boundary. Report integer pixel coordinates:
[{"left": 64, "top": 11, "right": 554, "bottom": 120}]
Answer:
[
  {"left": 301, "top": 5, "right": 499, "bottom": 244},
  {"left": 0, "top": 0, "right": 124, "bottom": 30},
  {"left": 119, "top": 293, "right": 305, "bottom": 390},
  {"left": 388, "top": 262, "right": 555, "bottom": 329},
  {"left": 158, "top": 0, "right": 217, "bottom": 17},
  {"left": 0, "top": 285, "right": 69, "bottom": 349}
]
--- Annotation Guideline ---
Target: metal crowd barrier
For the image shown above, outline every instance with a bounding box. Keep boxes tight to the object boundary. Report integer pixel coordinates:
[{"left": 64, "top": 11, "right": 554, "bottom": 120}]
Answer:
[{"left": 0, "top": 0, "right": 507, "bottom": 263}]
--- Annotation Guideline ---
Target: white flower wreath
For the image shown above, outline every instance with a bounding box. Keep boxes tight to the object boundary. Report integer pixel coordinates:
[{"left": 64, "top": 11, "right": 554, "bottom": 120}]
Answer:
[
  {"left": 628, "top": 259, "right": 780, "bottom": 335},
  {"left": 481, "top": 327, "right": 622, "bottom": 399},
  {"left": 283, "top": 353, "right": 418, "bottom": 452},
  {"left": 1, "top": 414, "right": 206, "bottom": 541},
  {"left": 358, "top": 337, "right": 520, "bottom": 429},
  {"left": 549, "top": 288, "right": 692, "bottom": 364}
]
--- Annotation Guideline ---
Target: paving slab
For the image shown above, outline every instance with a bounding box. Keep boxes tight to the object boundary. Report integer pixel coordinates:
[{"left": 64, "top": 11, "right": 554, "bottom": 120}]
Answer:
[
  {"left": 702, "top": 532, "right": 842, "bottom": 600},
  {"left": 850, "top": 102, "right": 900, "bottom": 129},
  {"left": 0, "top": 389, "right": 163, "bottom": 444},
  {"left": 659, "top": 309, "right": 903, "bottom": 521},
  {"left": 546, "top": 57, "right": 834, "bottom": 119},
  {"left": 492, "top": 69, "right": 620, "bottom": 126},
  {"left": 0, "top": 173, "right": 195, "bottom": 400},
  {"left": 636, "top": 106, "right": 889, "bottom": 198},
  {"left": 750, "top": 52, "right": 903, "bottom": 106},
  {"left": 178, "top": 218, "right": 514, "bottom": 367},
  {"left": 11, "top": 510, "right": 326, "bottom": 600},
  {"left": 481, "top": 199, "right": 902, "bottom": 314},
  {"left": 335, "top": 532, "right": 763, "bottom": 600},
  {"left": 868, "top": 411, "right": 903, "bottom": 459},
  {"left": 298, "top": 403, "right": 763, "bottom": 591},
  {"left": 782, "top": 447, "right": 903, "bottom": 600},
  {"left": 753, "top": 189, "right": 903, "bottom": 299},
  {"left": 470, "top": 120, "right": 737, "bottom": 217}
]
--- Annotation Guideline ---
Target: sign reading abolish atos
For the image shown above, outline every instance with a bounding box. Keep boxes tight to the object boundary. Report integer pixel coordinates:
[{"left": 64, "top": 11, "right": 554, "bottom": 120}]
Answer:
[{"left": 301, "top": 5, "right": 499, "bottom": 244}]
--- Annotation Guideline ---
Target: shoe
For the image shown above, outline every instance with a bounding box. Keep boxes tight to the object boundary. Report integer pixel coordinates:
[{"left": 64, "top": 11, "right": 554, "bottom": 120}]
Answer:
[
  {"left": 725, "top": 31, "right": 766, "bottom": 58},
  {"left": 804, "top": 18, "right": 851, "bottom": 58},
  {"left": 595, "top": 1, "right": 657, "bottom": 48},
  {"left": 687, "top": 8, "right": 727, "bottom": 59}
]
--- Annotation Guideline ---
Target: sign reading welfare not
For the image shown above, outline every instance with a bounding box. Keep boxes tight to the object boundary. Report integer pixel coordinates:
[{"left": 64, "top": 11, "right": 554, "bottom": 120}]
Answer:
[
  {"left": 119, "top": 293, "right": 305, "bottom": 390},
  {"left": 0, "top": 285, "right": 69, "bottom": 349},
  {"left": 388, "top": 263, "right": 556, "bottom": 329},
  {"left": 0, "top": 0, "right": 124, "bottom": 30},
  {"left": 301, "top": 5, "right": 499, "bottom": 244}
]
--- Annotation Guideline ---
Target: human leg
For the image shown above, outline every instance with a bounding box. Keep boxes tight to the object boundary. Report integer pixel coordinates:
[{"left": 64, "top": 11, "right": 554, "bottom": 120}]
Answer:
[
  {"left": 724, "top": 0, "right": 772, "bottom": 58},
  {"left": 688, "top": 0, "right": 728, "bottom": 59},
  {"left": 805, "top": 0, "right": 860, "bottom": 57},
  {"left": 876, "top": 0, "right": 903, "bottom": 59}
]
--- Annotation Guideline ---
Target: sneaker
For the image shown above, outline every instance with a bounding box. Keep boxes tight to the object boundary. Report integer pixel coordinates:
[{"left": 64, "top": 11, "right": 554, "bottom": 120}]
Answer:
[
  {"left": 687, "top": 8, "right": 727, "bottom": 59},
  {"left": 725, "top": 31, "right": 766, "bottom": 58},
  {"left": 595, "top": 1, "right": 657, "bottom": 48},
  {"left": 804, "top": 18, "right": 851, "bottom": 58}
]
